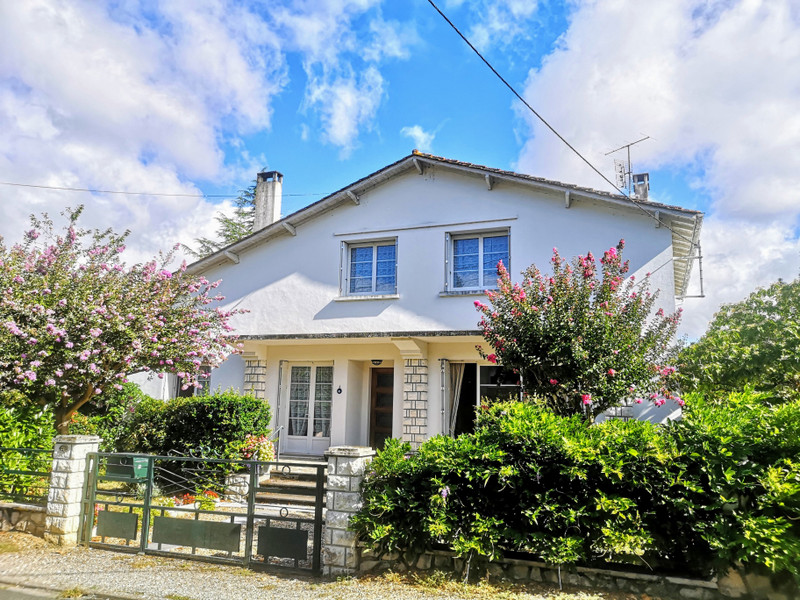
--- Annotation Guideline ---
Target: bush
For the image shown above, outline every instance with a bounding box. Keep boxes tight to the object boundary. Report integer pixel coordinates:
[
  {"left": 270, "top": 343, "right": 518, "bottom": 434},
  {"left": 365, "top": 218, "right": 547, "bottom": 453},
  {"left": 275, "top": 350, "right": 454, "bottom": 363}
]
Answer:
[
  {"left": 120, "top": 389, "right": 271, "bottom": 459},
  {"left": 0, "top": 392, "right": 54, "bottom": 501},
  {"left": 68, "top": 383, "right": 150, "bottom": 451},
  {"left": 353, "top": 394, "right": 800, "bottom": 586},
  {"left": 668, "top": 393, "right": 800, "bottom": 580},
  {"left": 0, "top": 391, "right": 53, "bottom": 449}
]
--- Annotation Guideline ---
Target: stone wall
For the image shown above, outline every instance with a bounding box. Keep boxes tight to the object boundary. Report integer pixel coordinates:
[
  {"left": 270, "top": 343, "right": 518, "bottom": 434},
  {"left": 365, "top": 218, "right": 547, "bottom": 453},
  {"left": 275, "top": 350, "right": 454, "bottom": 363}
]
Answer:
[
  {"left": 0, "top": 502, "right": 46, "bottom": 537},
  {"left": 322, "top": 446, "right": 375, "bottom": 577},
  {"left": 357, "top": 549, "right": 795, "bottom": 600}
]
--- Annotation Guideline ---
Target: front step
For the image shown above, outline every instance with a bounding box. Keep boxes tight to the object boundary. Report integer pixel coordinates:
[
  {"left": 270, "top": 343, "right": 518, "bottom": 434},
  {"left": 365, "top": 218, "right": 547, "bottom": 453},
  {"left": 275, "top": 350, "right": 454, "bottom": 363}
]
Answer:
[{"left": 254, "top": 461, "right": 326, "bottom": 507}]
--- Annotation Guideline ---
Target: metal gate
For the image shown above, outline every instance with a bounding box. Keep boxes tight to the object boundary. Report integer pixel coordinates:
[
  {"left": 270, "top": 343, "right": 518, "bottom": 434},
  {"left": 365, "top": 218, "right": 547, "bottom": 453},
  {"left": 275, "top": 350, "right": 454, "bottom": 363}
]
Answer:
[{"left": 81, "top": 452, "right": 326, "bottom": 573}]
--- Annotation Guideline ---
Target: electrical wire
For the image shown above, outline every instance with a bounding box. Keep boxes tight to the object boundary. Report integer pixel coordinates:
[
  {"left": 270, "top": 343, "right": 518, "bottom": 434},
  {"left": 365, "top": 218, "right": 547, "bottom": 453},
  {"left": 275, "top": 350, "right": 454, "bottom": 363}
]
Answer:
[
  {"left": 426, "top": 0, "right": 701, "bottom": 252},
  {"left": 0, "top": 180, "right": 325, "bottom": 199}
]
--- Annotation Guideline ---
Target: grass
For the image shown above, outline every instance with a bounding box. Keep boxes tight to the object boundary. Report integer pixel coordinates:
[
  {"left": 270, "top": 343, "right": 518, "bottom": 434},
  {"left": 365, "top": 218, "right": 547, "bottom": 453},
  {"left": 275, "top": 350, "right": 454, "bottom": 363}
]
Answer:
[
  {"left": 58, "top": 587, "right": 88, "bottom": 598},
  {"left": 0, "top": 538, "right": 19, "bottom": 553},
  {"left": 366, "top": 570, "right": 614, "bottom": 600}
]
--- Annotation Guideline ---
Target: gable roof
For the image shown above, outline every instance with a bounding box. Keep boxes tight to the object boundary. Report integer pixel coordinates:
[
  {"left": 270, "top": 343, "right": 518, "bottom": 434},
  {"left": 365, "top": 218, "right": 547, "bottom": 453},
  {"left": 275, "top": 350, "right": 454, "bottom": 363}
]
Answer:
[{"left": 186, "top": 151, "right": 703, "bottom": 298}]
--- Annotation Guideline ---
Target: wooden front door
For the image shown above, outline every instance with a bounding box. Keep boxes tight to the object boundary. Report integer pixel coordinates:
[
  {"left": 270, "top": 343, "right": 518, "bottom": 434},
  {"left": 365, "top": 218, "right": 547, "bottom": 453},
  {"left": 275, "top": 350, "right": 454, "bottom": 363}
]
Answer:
[{"left": 370, "top": 368, "right": 394, "bottom": 449}]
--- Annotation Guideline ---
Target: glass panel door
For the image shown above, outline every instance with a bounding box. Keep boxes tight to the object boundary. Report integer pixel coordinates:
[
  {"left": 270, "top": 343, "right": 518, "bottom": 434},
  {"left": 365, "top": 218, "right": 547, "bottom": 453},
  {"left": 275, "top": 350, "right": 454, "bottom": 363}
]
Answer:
[{"left": 284, "top": 364, "right": 333, "bottom": 455}]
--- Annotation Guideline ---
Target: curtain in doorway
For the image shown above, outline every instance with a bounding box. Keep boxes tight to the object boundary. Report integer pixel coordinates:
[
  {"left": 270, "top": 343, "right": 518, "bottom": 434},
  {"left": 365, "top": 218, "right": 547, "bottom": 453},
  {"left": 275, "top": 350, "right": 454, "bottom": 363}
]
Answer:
[{"left": 448, "top": 363, "right": 465, "bottom": 437}]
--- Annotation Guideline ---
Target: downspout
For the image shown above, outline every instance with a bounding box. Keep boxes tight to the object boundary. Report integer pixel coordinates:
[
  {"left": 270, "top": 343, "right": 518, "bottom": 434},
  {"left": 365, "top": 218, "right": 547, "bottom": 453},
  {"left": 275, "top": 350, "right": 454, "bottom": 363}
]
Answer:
[
  {"left": 275, "top": 360, "right": 287, "bottom": 458},
  {"left": 440, "top": 359, "right": 448, "bottom": 435}
]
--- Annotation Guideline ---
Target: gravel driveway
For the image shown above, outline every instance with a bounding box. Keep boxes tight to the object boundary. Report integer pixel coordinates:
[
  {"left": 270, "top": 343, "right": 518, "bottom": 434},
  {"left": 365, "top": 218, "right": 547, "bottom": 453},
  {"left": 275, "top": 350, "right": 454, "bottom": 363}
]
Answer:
[{"left": 0, "top": 532, "right": 627, "bottom": 600}]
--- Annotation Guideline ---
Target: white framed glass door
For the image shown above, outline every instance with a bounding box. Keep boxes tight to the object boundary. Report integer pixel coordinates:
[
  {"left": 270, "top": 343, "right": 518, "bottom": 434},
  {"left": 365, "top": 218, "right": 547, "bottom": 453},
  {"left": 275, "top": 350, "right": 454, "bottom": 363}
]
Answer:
[{"left": 282, "top": 364, "right": 333, "bottom": 455}]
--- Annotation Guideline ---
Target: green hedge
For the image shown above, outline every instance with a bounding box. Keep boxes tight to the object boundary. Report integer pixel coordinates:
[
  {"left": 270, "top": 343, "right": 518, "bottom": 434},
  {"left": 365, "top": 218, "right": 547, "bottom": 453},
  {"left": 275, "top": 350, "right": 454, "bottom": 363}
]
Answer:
[
  {"left": 352, "top": 392, "right": 800, "bottom": 586},
  {"left": 120, "top": 389, "right": 272, "bottom": 459}
]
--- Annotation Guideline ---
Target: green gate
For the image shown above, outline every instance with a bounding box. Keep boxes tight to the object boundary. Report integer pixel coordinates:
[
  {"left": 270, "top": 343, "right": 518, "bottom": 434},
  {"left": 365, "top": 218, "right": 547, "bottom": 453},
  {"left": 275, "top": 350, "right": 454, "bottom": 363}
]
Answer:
[{"left": 81, "top": 452, "right": 326, "bottom": 573}]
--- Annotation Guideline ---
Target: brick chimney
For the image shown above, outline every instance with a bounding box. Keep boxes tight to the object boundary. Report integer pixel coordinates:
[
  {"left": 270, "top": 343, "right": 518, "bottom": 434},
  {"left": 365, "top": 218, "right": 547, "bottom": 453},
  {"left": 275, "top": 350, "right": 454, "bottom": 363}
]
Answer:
[{"left": 253, "top": 171, "right": 283, "bottom": 231}]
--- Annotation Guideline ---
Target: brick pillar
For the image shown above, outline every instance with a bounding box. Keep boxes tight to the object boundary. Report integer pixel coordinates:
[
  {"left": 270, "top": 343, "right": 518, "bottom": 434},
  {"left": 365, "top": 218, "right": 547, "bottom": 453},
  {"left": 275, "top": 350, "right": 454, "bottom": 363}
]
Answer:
[
  {"left": 323, "top": 446, "right": 376, "bottom": 577},
  {"left": 244, "top": 357, "right": 266, "bottom": 400},
  {"left": 45, "top": 435, "right": 100, "bottom": 546},
  {"left": 402, "top": 358, "right": 428, "bottom": 450}
]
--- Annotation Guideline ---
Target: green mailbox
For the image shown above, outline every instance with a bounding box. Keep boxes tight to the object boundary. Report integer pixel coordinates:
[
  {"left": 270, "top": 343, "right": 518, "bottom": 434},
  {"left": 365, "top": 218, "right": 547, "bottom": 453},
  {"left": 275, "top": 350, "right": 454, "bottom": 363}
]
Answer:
[{"left": 105, "top": 455, "right": 150, "bottom": 481}]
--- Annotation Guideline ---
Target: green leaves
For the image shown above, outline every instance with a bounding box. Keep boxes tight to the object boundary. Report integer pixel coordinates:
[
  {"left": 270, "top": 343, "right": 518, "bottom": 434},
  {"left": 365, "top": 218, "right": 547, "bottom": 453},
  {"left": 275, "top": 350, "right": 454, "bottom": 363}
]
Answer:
[
  {"left": 679, "top": 277, "right": 800, "bottom": 402},
  {"left": 356, "top": 395, "right": 800, "bottom": 585},
  {"left": 476, "top": 241, "right": 682, "bottom": 419}
]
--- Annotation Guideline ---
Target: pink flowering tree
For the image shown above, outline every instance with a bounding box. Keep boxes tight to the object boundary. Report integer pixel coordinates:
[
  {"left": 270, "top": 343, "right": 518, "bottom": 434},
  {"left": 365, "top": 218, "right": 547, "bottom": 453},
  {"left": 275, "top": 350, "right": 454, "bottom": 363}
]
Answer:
[
  {"left": 475, "top": 240, "right": 682, "bottom": 420},
  {"left": 0, "top": 207, "right": 243, "bottom": 434}
]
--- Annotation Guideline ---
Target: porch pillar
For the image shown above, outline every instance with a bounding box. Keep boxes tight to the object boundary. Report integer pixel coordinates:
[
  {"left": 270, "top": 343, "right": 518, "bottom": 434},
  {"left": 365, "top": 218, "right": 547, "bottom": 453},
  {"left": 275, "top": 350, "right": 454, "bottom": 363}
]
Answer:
[
  {"left": 243, "top": 354, "right": 267, "bottom": 400},
  {"left": 322, "top": 446, "right": 375, "bottom": 576},
  {"left": 402, "top": 359, "right": 428, "bottom": 450},
  {"left": 44, "top": 435, "right": 100, "bottom": 546}
]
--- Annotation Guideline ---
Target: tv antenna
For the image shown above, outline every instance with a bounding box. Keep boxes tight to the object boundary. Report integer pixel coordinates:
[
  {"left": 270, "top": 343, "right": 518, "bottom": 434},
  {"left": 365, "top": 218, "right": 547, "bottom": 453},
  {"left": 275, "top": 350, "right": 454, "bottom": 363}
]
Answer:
[{"left": 605, "top": 136, "right": 650, "bottom": 196}]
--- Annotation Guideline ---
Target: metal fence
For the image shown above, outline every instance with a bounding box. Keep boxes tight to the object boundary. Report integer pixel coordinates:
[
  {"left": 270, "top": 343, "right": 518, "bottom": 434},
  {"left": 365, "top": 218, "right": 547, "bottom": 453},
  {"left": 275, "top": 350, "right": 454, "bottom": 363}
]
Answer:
[
  {"left": 82, "top": 452, "right": 326, "bottom": 573},
  {"left": 0, "top": 446, "right": 53, "bottom": 505}
]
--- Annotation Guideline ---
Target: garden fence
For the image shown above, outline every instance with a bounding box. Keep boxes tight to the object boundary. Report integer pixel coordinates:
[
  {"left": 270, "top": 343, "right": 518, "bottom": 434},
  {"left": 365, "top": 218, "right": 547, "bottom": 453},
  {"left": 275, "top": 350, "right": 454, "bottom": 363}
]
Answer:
[{"left": 0, "top": 446, "right": 53, "bottom": 505}]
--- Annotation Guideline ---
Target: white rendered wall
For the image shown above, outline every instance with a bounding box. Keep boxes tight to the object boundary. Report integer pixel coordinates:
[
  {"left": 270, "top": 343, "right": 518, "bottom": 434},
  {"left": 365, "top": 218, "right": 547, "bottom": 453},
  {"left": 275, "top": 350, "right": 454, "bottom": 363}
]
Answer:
[{"left": 200, "top": 165, "right": 677, "bottom": 339}]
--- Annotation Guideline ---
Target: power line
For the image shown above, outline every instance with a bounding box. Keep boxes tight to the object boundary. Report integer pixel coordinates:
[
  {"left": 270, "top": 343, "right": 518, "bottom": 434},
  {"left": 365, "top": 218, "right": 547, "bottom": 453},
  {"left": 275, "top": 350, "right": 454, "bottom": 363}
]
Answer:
[
  {"left": 425, "top": 0, "right": 701, "bottom": 253},
  {"left": 0, "top": 180, "right": 325, "bottom": 199}
]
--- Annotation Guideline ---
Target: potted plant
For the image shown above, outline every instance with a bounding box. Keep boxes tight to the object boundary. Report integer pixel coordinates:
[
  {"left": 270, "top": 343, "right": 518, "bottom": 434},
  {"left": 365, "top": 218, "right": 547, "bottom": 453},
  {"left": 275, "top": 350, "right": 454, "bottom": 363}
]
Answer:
[{"left": 240, "top": 434, "right": 276, "bottom": 481}]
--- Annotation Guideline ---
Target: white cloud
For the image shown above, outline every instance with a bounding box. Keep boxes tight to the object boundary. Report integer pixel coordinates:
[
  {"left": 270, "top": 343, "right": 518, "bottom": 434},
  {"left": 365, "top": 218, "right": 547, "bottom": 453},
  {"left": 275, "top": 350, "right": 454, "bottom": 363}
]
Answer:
[
  {"left": 0, "top": 0, "right": 285, "bottom": 264},
  {"left": 401, "top": 125, "right": 436, "bottom": 153},
  {"left": 304, "top": 66, "right": 384, "bottom": 156},
  {"left": 273, "top": 1, "right": 417, "bottom": 153},
  {"left": 514, "top": 0, "right": 800, "bottom": 338},
  {"left": 444, "top": 0, "right": 540, "bottom": 51}
]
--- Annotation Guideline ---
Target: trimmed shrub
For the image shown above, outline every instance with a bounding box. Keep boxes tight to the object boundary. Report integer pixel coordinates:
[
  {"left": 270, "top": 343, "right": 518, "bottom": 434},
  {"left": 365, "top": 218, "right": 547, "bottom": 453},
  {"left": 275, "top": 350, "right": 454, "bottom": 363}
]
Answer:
[
  {"left": 353, "top": 393, "right": 800, "bottom": 586},
  {"left": 120, "top": 389, "right": 271, "bottom": 459}
]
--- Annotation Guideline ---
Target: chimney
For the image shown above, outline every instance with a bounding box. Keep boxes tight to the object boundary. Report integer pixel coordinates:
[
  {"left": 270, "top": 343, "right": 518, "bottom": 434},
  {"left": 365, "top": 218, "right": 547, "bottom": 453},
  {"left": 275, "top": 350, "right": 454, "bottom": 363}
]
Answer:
[
  {"left": 633, "top": 173, "right": 650, "bottom": 201},
  {"left": 253, "top": 171, "right": 283, "bottom": 231}
]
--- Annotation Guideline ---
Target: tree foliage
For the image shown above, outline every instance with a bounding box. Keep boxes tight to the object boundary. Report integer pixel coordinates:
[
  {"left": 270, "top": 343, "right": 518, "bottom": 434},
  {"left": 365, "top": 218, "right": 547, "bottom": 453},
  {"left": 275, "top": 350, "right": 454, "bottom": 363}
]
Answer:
[
  {"left": 475, "top": 241, "right": 682, "bottom": 419},
  {"left": 187, "top": 183, "right": 255, "bottom": 257},
  {"left": 0, "top": 207, "right": 242, "bottom": 434},
  {"left": 678, "top": 277, "right": 800, "bottom": 402}
]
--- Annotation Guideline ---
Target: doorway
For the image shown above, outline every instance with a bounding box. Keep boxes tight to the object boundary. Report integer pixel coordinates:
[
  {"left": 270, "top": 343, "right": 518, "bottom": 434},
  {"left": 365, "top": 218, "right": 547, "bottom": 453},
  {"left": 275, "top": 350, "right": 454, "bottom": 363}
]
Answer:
[
  {"left": 369, "top": 368, "right": 393, "bottom": 449},
  {"left": 281, "top": 364, "right": 333, "bottom": 455}
]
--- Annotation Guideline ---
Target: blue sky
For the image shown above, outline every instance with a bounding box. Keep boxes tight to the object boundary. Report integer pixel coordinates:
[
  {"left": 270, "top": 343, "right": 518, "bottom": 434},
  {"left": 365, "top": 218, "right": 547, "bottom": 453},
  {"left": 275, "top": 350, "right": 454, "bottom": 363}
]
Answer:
[{"left": 1, "top": 0, "right": 799, "bottom": 339}]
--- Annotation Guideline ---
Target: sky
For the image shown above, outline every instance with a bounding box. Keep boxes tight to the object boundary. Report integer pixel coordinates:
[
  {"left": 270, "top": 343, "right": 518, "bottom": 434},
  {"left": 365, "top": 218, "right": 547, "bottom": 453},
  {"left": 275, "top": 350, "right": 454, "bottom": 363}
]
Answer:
[{"left": 0, "top": 0, "right": 798, "bottom": 340}]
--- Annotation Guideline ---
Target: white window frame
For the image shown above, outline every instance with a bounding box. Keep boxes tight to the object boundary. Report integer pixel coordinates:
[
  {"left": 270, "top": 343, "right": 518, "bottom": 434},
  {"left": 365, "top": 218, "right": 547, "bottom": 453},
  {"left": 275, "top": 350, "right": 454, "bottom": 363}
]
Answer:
[
  {"left": 341, "top": 238, "right": 398, "bottom": 296},
  {"left": 446, "top": 230, "right": 510, "bottom": 291}
]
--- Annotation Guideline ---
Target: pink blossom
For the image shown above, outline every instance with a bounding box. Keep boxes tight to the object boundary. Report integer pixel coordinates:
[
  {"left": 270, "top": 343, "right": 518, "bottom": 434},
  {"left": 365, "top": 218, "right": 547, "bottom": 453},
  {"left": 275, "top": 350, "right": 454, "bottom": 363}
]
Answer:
[
  {"left": 549, "top": 379, "right": 558, "bottom": 385},
  {"left": 607, "top": 369, "right": 616, "bottom": 376},
  {"left": 487, "top": 354, "right": 497, "bottom": 364},
  {"left": 89, "top": 328, "right": 102, "bottom": 337},
  {"left": 581, "top": 394, "right": 592, "bottom": 405}
]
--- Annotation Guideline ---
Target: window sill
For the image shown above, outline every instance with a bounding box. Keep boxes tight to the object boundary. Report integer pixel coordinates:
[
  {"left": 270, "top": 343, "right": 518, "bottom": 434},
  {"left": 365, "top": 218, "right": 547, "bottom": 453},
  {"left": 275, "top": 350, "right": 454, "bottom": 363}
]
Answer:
[
  {"left": 334, "top": 294, "right": 400, "bottom": 302},
  {"left": 439, "top": 290, "right": 493, "bottom": 297}
]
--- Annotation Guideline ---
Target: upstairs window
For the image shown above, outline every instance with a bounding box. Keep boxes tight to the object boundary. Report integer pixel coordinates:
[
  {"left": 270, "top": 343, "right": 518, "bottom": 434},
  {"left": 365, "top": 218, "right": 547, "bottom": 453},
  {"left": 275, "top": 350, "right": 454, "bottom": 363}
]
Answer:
[
  {"left": 345, "top": 240, "right": 397, "bottom": 295},
  {"left": 449, "top": 232, "right": 509, "bottom": 290}
]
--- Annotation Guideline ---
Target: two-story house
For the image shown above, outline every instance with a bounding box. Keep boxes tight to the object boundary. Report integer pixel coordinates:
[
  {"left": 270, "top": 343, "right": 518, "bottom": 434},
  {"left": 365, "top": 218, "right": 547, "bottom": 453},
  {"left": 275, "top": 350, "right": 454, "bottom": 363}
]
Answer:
[{"left": 138, "top": 152, "right": 703, "bottom": 456}]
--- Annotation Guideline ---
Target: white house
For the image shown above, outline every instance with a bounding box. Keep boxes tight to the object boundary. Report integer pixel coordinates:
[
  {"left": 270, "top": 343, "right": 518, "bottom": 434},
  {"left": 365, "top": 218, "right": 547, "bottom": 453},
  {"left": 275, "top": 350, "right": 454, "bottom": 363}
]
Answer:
[{"left": 139, "top": 152, "right": 703, "bottom": 456}]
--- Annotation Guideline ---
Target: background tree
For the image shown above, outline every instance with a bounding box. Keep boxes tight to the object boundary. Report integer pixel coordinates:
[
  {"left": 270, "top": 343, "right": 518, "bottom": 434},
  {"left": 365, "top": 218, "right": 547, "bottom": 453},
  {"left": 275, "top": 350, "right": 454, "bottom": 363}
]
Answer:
[
  {"left": 678, "top": 277, "right": 800, "bottom": 401},
  {"left": 0, "top": 207, "right": 242, "bottom": 434},
  {"left": 475, "top": 240, "right": 682, "bottom": 420},
  {"left": 187, "top": 182, "right": 255, "bottom": 257}
]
